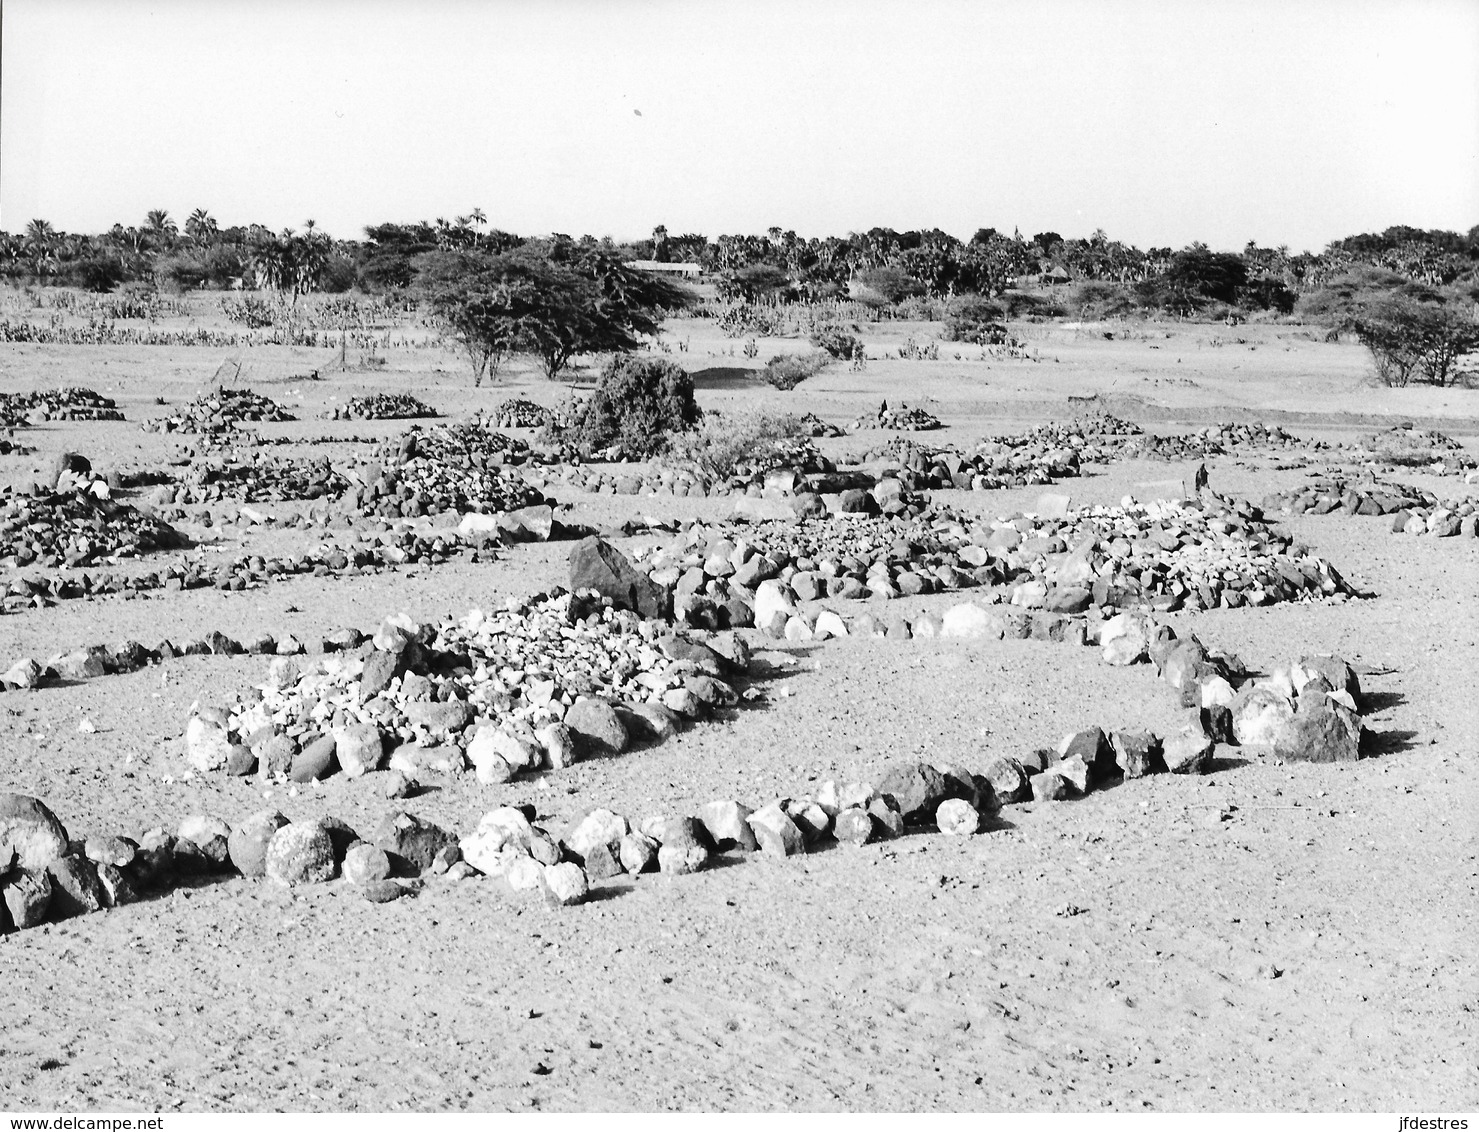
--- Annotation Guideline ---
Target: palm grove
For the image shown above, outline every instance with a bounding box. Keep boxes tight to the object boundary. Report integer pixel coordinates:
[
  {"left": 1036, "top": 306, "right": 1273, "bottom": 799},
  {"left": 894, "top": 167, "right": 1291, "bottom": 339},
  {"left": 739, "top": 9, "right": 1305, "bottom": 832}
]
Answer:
[{"left": 2, "top": 211, "right": 1476, "bottom": 386}]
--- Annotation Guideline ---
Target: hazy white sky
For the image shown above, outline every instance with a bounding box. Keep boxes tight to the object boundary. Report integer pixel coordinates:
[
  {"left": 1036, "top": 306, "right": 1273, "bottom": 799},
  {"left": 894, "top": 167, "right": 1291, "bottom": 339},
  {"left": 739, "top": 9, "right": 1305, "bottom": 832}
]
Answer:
[{"left": 2, "top": 0, "right": 1475, "bottom": 252}]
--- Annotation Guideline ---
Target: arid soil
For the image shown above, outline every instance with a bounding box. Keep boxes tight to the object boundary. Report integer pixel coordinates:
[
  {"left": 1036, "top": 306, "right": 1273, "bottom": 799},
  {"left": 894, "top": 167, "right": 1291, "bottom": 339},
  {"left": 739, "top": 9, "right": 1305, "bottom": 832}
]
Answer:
[{"left": 0, "top": 310, "right": 1476, "bottom": 1111}]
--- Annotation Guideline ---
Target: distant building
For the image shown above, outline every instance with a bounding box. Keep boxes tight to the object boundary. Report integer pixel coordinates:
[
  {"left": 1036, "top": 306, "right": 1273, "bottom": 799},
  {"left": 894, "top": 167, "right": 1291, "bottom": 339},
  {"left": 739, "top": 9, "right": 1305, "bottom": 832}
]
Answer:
[{"left": 628, "top": 260, "right": 702, "bottom": 278}]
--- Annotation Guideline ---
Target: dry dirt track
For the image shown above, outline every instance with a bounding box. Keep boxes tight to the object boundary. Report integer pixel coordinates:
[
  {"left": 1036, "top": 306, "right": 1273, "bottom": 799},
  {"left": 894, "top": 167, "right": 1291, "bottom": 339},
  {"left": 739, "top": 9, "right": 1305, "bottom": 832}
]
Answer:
[{"left": 1, "top": 320, "right": 1477, "bottom": 1111}]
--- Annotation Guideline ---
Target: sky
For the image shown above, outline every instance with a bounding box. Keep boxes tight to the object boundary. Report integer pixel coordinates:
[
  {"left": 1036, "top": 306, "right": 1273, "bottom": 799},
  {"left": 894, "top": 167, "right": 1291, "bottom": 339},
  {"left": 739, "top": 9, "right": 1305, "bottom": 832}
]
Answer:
[{"left": 2, "top": 0, "right": 1476, "bottom": 253}]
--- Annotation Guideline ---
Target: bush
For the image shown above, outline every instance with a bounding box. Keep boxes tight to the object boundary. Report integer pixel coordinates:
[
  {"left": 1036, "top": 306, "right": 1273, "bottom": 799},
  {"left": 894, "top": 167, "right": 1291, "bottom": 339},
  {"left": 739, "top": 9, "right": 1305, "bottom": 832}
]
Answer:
[
  {"left": 996, "top": 291, "right": 1064, "bottom": 320},
  {"left": 810, "top": 325, "right": 863, "bottom": 359},
  {"left": 566, "top": 355, "right": 700, "bottom": 457},
  {"left": 716, "top": 302, "right": 787, "bottom": 339},
  {"left": 154, "top": 253, "right": 209, "bottom": 294},
  {"left": 717, "top": 264, "right": 791, "bottom": 303},
  {"left": 221, "top": 296, "right": 278, "bottom": 329},
  {"left": 1067, "top": 280, "right": 1141, "bottom": 319},
  {"left": 762, "top": 350, "right": 831, "bottom": 390},
  {"left": 70, "top": 257, "right": 125, "bottom": 293},
  {"left": 318, "top": 254, "right": 358, "bottom": 294},
  {"left": 662, "top": 409, "right": 811, "bottom": 481},
  {"left": 854, "top": 266, "right": 925, "bottom": 306},
  {"left": 1351, "top": 296, "right": 1479, "bottom": 386},
  {"left": 943, "top": 294, "right": 1008, "bottom": 344},
  {"left": 893, "top": 295, "right": 945, "bottom": 321},
  {"left": 1238, "top": 276, "right": 1297, "bottom": 314}
]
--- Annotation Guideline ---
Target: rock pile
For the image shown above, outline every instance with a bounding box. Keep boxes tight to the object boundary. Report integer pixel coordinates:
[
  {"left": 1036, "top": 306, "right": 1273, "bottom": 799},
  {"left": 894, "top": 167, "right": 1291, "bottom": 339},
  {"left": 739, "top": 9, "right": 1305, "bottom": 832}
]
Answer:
[
  {"left": 742, "top": 592, "right": 1369, "bottom": 766},
  {"left": 1349, "top": 424, "right": 1476, "bottom": 472},
  {"left": 331, "top": 393, "right": 438, "bottom": 420},
  {"left": 1, "top": 528, "right": 491, "bottom": 616},
  {"left": 150, "top": 455, "right": 350, "bottom": 506},
  {"left": 186, "top": 591, "right": 753, "bottom": 785},
  {"left": 0, "top": 484, "right": 183, "bottom": 567},
  {"left": 339, "top": 422, "right": 549, "bottom": 518},
  {"left": 1258, "top": 476, "right": 1479, "bottom": 538},
  {"left": 491, "top": 399, "right": 554, "bottom": 429},
  {"left": 797, "top": 412, "right": 846, "bottom": 438},
  {"left": 0, "top": 387, "right": 126, "bottom": 423},
  {"left": 1121, "top": 422, "right": 1314, "bottom": 462},
  {"left": 0, "top": 620, "right": 1371, "bottom": 927},
  {"left": 1383, "top": 500, "right": 1479, "bottom": 538},
  {"left": 141, "top": 387, "right": 296, "bottom": 435},
  {"left": 851, "top": 401, "right": 942, "bottom": 432},
  {"left": 383, "top": 420, "right": 534, "bottom": 468},
  {"left": 635, "top": 493, "right": 1352, "bottom": 631},
  {"left": 861, "top": 436, "right": 1084, "bottom": 492},
  {"left": 347, "top": 459, "right": 546, "bottom": 519},
  {"left": 1261, "top": 476, "right": 1431, "bottom": 518},
  {"left": 3, "top": 624, "right": 373, "bottom": 690}
]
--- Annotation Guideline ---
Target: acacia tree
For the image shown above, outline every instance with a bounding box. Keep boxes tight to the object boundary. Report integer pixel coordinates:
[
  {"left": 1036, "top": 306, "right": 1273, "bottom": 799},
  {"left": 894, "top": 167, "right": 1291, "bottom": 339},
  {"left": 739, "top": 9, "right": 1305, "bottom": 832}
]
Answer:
[
  {"left": 1352, "top": 295, "right": 1479, "bottom": 386},
  {"left": 417, "top": 244, "right": 692, "bottom": 382},
  {"left": 420, "top": 251, "right": 538, "bottom": 385}
]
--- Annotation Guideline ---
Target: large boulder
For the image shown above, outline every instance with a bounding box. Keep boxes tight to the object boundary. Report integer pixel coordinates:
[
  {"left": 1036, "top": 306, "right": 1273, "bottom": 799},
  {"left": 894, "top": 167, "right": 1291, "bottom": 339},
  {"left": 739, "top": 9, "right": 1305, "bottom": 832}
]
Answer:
[
  {"left": 568, "top": 537, "right": 669, "bottom": 619},
  {"left": 875, "top": 762, "right": 948, "bottom": 823},
  {"left": 185, "top": 715, "right": 234, "bottom": 772},
  {"left": 1100, "top": 611, "right": 1157, "bottom": 666},
  {"left": 1, "top": 868, "right": 52, "bottom": 929},
  {"left": 342, "top": 843, "right": 392, "bottom": 885},
  {"left": 0, "top": 794, "right": 70, "bottom": 871},
  {"left": 563, "top": 808, "right": 630, "bottom": 862},
  {"left": 375, "top": 811, "right": 456, "bottom": 874},
  {"left": 333, "top": 722, "right": 385, "bottom": 779},
  {"left": 1275, "top": 698, "right": 1361, "bottom": 763},
  {"left": 1164, "top": 732, "right": 1214, "bottom": 775},
  {"left": 459, "top": 807, "right": 537, "bottom": 875},
  {"left": 940, "top": 603, "right": 1004, "bottom": 639},
  {"left": 265, "top": 822, "right": 336, "bottom": 886},
  {"left": 981, "top": 756, "right": 1031, "bottom": 804},
  {"left": 46, "top": 855, "right": 104, "bottom": 919},
  {"left": 1231, "top": 684, "right": 1296, "bottom": 747},
  {"left": 227, "top": 810, "right": 289, "bottom": 877},
  {"left": 177, "top": 814, "right": 232, "bottom": 871},
  {"left": 564, "top": 697, "right": 629, "bottom": 755},
  {"left": 747, "top": 804, "right": 805, "bottom": 857},
  {"left": 1111, "top": 731, "right": 1165, "bottom": 778},
  {"left": 644, "top": 816, "right": 709, "bottom": 875},
  {"left": 1057, "top": 727, "right": 1115, "bottom": 783},
  {"left": 698, "top": 800, "right": 759, "bottom": 852},
  {"left": 1297, "top": 654, "right": 1363, "bottom": 705}
]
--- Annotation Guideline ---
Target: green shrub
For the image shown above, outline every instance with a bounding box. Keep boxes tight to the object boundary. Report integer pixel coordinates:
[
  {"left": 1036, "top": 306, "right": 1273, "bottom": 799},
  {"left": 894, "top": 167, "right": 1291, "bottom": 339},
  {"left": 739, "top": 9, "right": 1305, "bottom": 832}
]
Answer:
[
  {"left": 221, "top": 296, "right": 278, "bottom": 329},
  {"left": 717, "top": 302, "right": 787, "bottom": 338},
  {"left": 943, "top": 294, "right": 1008, "bottom": 344},
  {"left": 810, "top": 325, "right": 862, "bottom": 359},
  {"left": 154, "top": 253, "right": 209, "bottom": 294},
  {"left": 762, "top": 350, "right": 831, "bottom": 390},
  {"left": 1067, "top": 280, "right": 1142, "bottom": 319},
  {"left": 567, "top": 355, "right": 700, "bottom": 456},
  {"left": 893, "top": 295, "right": 946, "bottom": 321},
  {"left": 661, "top": 409, "right": 812, "bottom": 481},
  {"left": 996, "top": 291, "right": 1063, "bottom": 320},
  {"left": 855, "top": 266, "right": 924, "bottom": 305},
  {"left": 1351, "top": 296, "right": 1479, "bottom": 386}
]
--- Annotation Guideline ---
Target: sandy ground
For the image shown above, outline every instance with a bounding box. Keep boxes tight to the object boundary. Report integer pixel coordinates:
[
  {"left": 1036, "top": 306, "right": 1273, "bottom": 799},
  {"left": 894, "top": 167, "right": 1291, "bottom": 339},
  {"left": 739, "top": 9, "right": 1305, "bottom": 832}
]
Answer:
[{"left": 0, "top": 308, "right": 1476, "bottom": 1111}]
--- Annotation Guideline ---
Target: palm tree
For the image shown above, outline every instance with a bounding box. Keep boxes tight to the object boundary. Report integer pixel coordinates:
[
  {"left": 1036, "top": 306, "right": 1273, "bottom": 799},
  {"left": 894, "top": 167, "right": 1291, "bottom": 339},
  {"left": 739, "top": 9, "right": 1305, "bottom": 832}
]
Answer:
[
  {"left": 145, "top": 209, "right": 176, "bottom": 236},
  {"left": 186, "top": 208, "right": 217, "bottom": 246},
  {"left": 24, "top": 218, "right": 56, "bottom": 248}
]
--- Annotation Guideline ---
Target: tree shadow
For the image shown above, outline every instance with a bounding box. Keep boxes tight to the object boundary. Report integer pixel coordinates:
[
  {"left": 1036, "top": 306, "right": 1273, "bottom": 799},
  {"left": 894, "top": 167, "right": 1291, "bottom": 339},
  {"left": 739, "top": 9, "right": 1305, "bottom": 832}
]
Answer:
[{"left": 689, "top": 366, "right": 764, "bottom": 390}]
